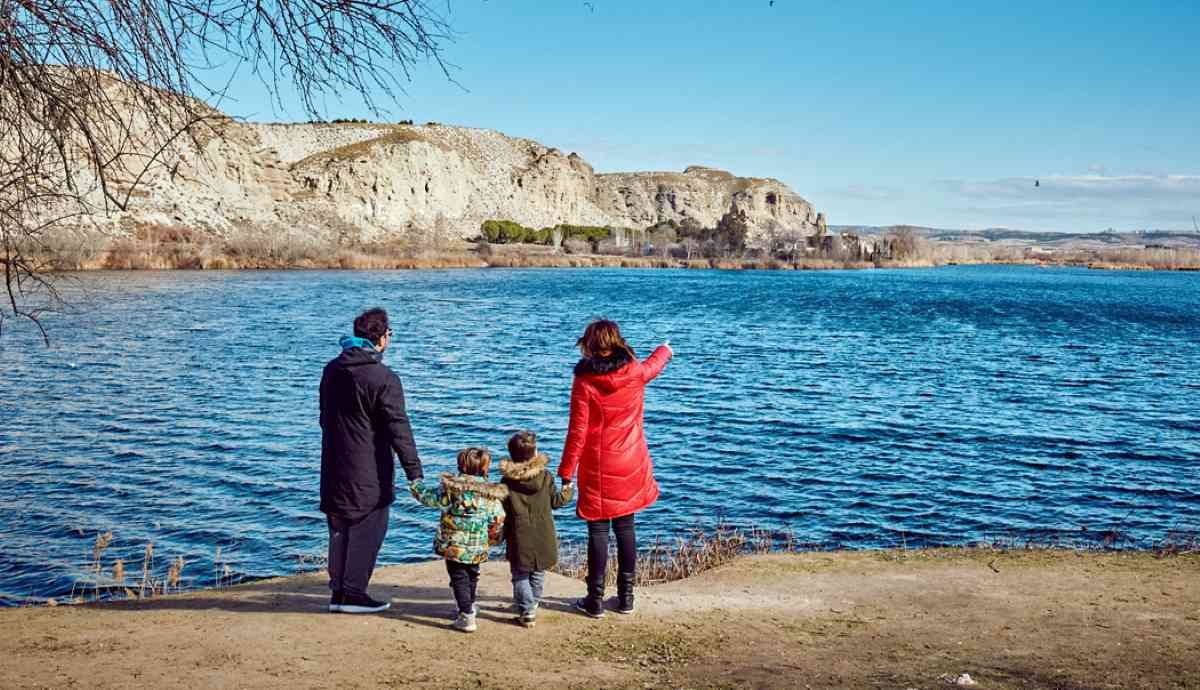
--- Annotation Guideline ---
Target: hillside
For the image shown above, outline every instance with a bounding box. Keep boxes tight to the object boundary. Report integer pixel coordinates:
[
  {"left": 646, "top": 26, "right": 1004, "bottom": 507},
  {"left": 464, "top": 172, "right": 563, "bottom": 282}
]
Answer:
[
  {"left": 832, "top": 225, "right": 1200, "bottom": 249},
  {"left": 55, "top": 106, "right": 822, "bottom": 248}
]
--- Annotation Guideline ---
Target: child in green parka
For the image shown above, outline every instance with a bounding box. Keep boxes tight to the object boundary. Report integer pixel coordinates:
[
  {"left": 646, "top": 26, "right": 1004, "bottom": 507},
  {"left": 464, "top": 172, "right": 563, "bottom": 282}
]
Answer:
[
  {"left": 410, "top": 447, "right": 508, "bottom": 633},
  {"left": 499, "top": 431, "right": 573, "bottom": 628}
]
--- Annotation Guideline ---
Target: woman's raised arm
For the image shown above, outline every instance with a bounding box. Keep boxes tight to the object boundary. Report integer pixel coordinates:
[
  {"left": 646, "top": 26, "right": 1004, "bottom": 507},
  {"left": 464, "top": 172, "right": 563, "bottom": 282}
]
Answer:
[{"left": 640, "top": 342, "right": 673, "bottom": 383}]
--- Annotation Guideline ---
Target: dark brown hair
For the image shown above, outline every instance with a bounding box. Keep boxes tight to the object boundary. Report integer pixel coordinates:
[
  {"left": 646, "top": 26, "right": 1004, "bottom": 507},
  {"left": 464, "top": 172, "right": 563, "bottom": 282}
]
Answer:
[
  {"left": 353, "top": 307, "right": 389, "bottom": 342},
  {"left": 456, "top": 447, "right": 491, "bottom": 477},
  {"left": 507, "top": 431, "right": 538, "bottom": 462},
  {"left": 576, "top": 319, "right": 636, "bottom": 361}
]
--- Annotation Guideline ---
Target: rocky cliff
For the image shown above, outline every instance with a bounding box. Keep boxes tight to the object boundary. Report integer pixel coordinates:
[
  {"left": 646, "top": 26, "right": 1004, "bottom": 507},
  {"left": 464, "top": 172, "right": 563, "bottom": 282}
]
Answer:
[{"left": 79, "top": 113, "right": 822, "bottom": 247}]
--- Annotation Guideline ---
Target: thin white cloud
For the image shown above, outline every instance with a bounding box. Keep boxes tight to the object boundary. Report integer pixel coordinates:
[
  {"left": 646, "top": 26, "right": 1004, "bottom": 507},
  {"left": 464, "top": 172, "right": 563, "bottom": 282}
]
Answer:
[
  {"left": 933, "top": 174, "right": 1200, "bottom": 230},
  {"left": 941, "top": 174, "right": 1200, "bottom": 200},
  {"left": 831, "top": 184, "right": 903, "bottom": 202}
]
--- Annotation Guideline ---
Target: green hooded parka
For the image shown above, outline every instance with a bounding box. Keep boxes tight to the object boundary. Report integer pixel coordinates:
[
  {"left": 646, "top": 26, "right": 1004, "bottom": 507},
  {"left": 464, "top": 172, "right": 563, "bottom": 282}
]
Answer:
[{"left": 500, "top": 453, "right": 572, "bottom": 572}]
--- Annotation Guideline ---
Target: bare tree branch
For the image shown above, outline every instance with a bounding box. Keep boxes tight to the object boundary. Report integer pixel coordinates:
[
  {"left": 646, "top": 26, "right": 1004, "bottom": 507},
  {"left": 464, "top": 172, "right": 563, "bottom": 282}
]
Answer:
[{"left": 1, "top": 0, "right": 455, "bottom": 341}]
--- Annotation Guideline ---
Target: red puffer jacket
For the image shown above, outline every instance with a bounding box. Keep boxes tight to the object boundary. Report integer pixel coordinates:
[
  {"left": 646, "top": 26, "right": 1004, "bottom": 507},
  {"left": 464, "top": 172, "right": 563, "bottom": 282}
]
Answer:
[{"left": 558, "top": 345, "right": 672, "bottom": 521}]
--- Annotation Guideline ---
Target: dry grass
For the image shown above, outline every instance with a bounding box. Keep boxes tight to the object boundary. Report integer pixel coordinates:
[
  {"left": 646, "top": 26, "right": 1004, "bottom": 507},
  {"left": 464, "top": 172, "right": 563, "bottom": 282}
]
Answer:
[
  {"left": 553, "top": 524, "right": 1200, "bottom": 589},
  {"left": 137, "top": 542, "right": 155, "bottom": 598},
  {"left": 1065, "top": 246, "right": 1200, "bottom": 270},
  {"left": 291, "top": 126, "right": 445, "bottom": 169},
  {"left": 59, "top": 531, "right": 234, "bottom": 606},
  {"left": 1152, "top": 530, "right": 1200, "bottom": 556},
  {"left": 213, "top": 545, "right": 236, "bottom": 589},
  {"left": 554, "top": 523, "right": 798, "bottom": 587}
]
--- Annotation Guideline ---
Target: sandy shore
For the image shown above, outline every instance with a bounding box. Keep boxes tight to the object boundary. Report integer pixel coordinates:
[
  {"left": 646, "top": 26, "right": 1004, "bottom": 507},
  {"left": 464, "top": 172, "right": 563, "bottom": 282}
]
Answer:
[{"left": 2, "top": 549, "right": 1197, "bottom": 689}]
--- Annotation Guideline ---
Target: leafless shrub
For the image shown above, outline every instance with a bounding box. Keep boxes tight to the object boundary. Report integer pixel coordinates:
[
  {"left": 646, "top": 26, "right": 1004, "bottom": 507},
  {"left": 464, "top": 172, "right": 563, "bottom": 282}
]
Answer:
[
  {"left": 595, "top": 239, "right": 626, "bottom": 256},
  {"left": 2, "top": 0, "right": 454, "bottom": 341},
  {"left": 562, "top": 239, "right": 591, "bottom": 255},
  {"left": 476, "top": 238, "right": 495, "bottom": 260}
]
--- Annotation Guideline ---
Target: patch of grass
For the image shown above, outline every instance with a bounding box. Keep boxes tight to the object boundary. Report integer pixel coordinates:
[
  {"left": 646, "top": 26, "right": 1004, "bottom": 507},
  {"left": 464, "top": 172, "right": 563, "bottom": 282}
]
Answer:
[
  {"left": 568, "top": 623, "right": 707, "bottom": 667},
  {"left": 291, "top": 126, "right": 446, "bottom": 168}
]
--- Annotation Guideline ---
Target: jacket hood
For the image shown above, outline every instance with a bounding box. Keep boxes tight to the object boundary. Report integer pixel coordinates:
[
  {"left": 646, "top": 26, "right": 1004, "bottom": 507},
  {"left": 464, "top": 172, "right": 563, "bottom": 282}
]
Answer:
[
  {"left": 336, "top": 342, "right": 383, "bottom": 367},
  {"left": 500, "top": 453, "right": 549, "bottom": 481},
  {"left": 574, "top": 350, "right": 632, "bottom": 376},
  {"left": 440, "top": 473, "right": 509, "bottom": 501}
]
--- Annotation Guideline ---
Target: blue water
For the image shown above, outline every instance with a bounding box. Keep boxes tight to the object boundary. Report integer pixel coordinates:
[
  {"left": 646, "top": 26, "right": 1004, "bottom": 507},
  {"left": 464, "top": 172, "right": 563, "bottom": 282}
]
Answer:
[{"left": 1, "top": 266, "right": 1198, "bottom": 604}]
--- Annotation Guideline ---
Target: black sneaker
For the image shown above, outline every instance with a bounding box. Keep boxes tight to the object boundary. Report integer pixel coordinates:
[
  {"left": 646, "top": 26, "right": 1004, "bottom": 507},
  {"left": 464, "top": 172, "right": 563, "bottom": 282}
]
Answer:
[
  {"left": 615, "top": 598, "right": 635, "bottom": 615},
  {"left": 338, "top": 593, "right": 391, "bottom": 614},
  {"left": 328, "top": 591, "right": 345, "bottom": 613},
  {"left": 574, "top": 597, "right": 605, "bottom": 619}
]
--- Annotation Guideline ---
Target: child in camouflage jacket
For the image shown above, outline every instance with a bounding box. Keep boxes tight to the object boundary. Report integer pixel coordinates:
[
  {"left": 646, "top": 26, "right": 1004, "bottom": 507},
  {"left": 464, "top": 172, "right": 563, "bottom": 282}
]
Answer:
[{"left": 410, "top": 447, "right": 507, "bottom": 633}]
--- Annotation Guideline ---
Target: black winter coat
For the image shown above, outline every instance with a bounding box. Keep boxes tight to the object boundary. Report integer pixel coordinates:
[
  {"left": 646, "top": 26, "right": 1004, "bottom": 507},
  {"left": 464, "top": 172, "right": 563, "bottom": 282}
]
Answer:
[
  {"left": 500, "top": 454, "right": 572, "bottom": 572},
  {"left": 319, "top": 346, "right": 422, "bottom": 521}
]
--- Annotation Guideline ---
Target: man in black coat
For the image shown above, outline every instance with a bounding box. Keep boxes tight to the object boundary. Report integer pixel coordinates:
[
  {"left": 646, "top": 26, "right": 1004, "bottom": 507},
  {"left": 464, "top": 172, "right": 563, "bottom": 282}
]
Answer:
[{"left": 320, "top": 307, "right": 423, "bottom": 613}]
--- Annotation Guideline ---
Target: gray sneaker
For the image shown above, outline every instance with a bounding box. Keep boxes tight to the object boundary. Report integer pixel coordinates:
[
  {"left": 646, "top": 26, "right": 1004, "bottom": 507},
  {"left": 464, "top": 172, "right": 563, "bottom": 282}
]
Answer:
[
  {"left": 452, "top": 611, "right": 478, "bottom": 633},
  {"left": 450, "top": 604, "right": 479, "bottom": 619}
]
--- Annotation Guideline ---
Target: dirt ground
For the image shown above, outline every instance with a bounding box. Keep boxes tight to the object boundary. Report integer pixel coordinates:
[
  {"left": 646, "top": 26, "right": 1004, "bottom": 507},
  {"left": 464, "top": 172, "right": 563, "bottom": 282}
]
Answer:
[{"left": 2, "top": 549, "right": 1197, "bottom": 689}]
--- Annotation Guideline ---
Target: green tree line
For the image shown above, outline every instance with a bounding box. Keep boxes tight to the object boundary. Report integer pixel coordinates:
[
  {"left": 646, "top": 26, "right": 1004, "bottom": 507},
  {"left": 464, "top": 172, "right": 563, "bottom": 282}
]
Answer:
[{"left": 479, "top": 220, "right": 613, "bottom": 246}]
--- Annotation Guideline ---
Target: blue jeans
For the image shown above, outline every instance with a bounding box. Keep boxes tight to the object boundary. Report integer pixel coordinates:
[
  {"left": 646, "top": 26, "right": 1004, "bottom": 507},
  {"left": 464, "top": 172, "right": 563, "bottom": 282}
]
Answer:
[{"left": 510, "top": 564, "right": 546, "bottom": 617}]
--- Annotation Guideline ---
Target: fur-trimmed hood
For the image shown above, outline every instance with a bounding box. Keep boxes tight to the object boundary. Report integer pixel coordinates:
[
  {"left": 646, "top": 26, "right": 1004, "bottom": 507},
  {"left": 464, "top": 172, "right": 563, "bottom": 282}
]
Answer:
[
  {"left": 500, "top": 453, "right": 550, "bottom": 481},
  {"left": 574, "top": 349, "right": 633, "bottom": 376},
  {"left": 439, "top": 472, "right": 509, "bottom": 501}
]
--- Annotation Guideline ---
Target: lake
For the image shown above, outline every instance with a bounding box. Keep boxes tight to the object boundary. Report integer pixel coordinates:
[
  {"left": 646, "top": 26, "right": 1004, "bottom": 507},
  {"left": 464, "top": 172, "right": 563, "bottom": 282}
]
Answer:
[{"left": 1, "top": 266, "right": 1198, "bottom": 604}]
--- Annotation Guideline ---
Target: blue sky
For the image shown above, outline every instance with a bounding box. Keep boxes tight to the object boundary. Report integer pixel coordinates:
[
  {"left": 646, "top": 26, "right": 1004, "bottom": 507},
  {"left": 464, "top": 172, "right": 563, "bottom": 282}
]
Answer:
[{"left": 215, "top": 1, "right": 1200, "bottom": 232}]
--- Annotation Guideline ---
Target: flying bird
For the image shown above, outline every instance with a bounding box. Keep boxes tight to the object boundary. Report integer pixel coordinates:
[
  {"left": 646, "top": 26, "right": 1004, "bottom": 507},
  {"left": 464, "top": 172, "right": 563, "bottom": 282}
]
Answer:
[
  {"left": 1035, "top": 179, "right": 1040, "bottom": 187},
  {"left": 584, "top": 1, "right": 594, "bottom": 11}
]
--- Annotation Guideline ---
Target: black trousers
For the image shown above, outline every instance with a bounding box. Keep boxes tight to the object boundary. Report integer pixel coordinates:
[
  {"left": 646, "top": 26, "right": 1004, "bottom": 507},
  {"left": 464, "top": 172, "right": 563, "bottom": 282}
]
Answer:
[
  {"left": 326, "top": 505, "right": 389, "bottom": 598},
  {"left": 586, "top": 513, "right": 637, "bottom": 601},
  {"left": 446, "top": 560, "right": 481, "bottom": 614}
]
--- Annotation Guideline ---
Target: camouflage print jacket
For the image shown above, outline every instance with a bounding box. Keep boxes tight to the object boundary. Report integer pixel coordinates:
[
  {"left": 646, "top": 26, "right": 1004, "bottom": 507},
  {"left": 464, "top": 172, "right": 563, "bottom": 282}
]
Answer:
[{"left": 410, "top": 473, "right": 508, "bottom": 564}]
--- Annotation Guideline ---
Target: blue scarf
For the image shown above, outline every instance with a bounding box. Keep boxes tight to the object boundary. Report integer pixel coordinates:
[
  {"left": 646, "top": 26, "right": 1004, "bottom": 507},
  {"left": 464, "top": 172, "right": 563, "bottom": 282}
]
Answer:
[{"left": 339, "top": 335, "right": 377, "bottom": 352}]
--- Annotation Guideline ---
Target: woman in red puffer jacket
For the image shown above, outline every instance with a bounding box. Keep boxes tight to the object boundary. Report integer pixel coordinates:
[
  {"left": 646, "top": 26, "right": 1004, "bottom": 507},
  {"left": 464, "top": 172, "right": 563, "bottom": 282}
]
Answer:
[{"left": 558, "top": 319, "right": 672, "bottom": 618}]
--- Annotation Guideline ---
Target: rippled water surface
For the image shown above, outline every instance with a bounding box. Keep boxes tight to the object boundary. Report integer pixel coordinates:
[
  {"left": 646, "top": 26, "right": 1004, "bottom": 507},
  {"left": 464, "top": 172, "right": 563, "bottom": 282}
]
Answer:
[{"left": 1, "top": 266, "right": 1198, "bottom": 602}]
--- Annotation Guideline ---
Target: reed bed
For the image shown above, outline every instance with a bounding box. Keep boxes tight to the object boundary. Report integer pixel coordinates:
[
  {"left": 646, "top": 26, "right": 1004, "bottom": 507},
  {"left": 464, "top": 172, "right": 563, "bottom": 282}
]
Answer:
[{"left": 57, "top": 531, "right": 238, "bottom": 606}]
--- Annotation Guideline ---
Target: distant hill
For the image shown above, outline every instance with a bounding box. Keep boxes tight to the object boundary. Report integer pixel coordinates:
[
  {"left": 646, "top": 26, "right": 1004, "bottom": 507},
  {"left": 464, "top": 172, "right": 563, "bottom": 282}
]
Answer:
[
  {"left": 33, "top": 76, "right": 824, "bottom": 248},
  {"left": 831, "top": 225, "right": 1200, "bottom": 248}
]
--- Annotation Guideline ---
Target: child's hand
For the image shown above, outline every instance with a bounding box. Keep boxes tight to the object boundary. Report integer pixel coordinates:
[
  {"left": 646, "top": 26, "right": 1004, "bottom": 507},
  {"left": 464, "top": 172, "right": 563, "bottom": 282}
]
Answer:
[{"left": 409, "top": 478, "right": 442, "bottom": 507}]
